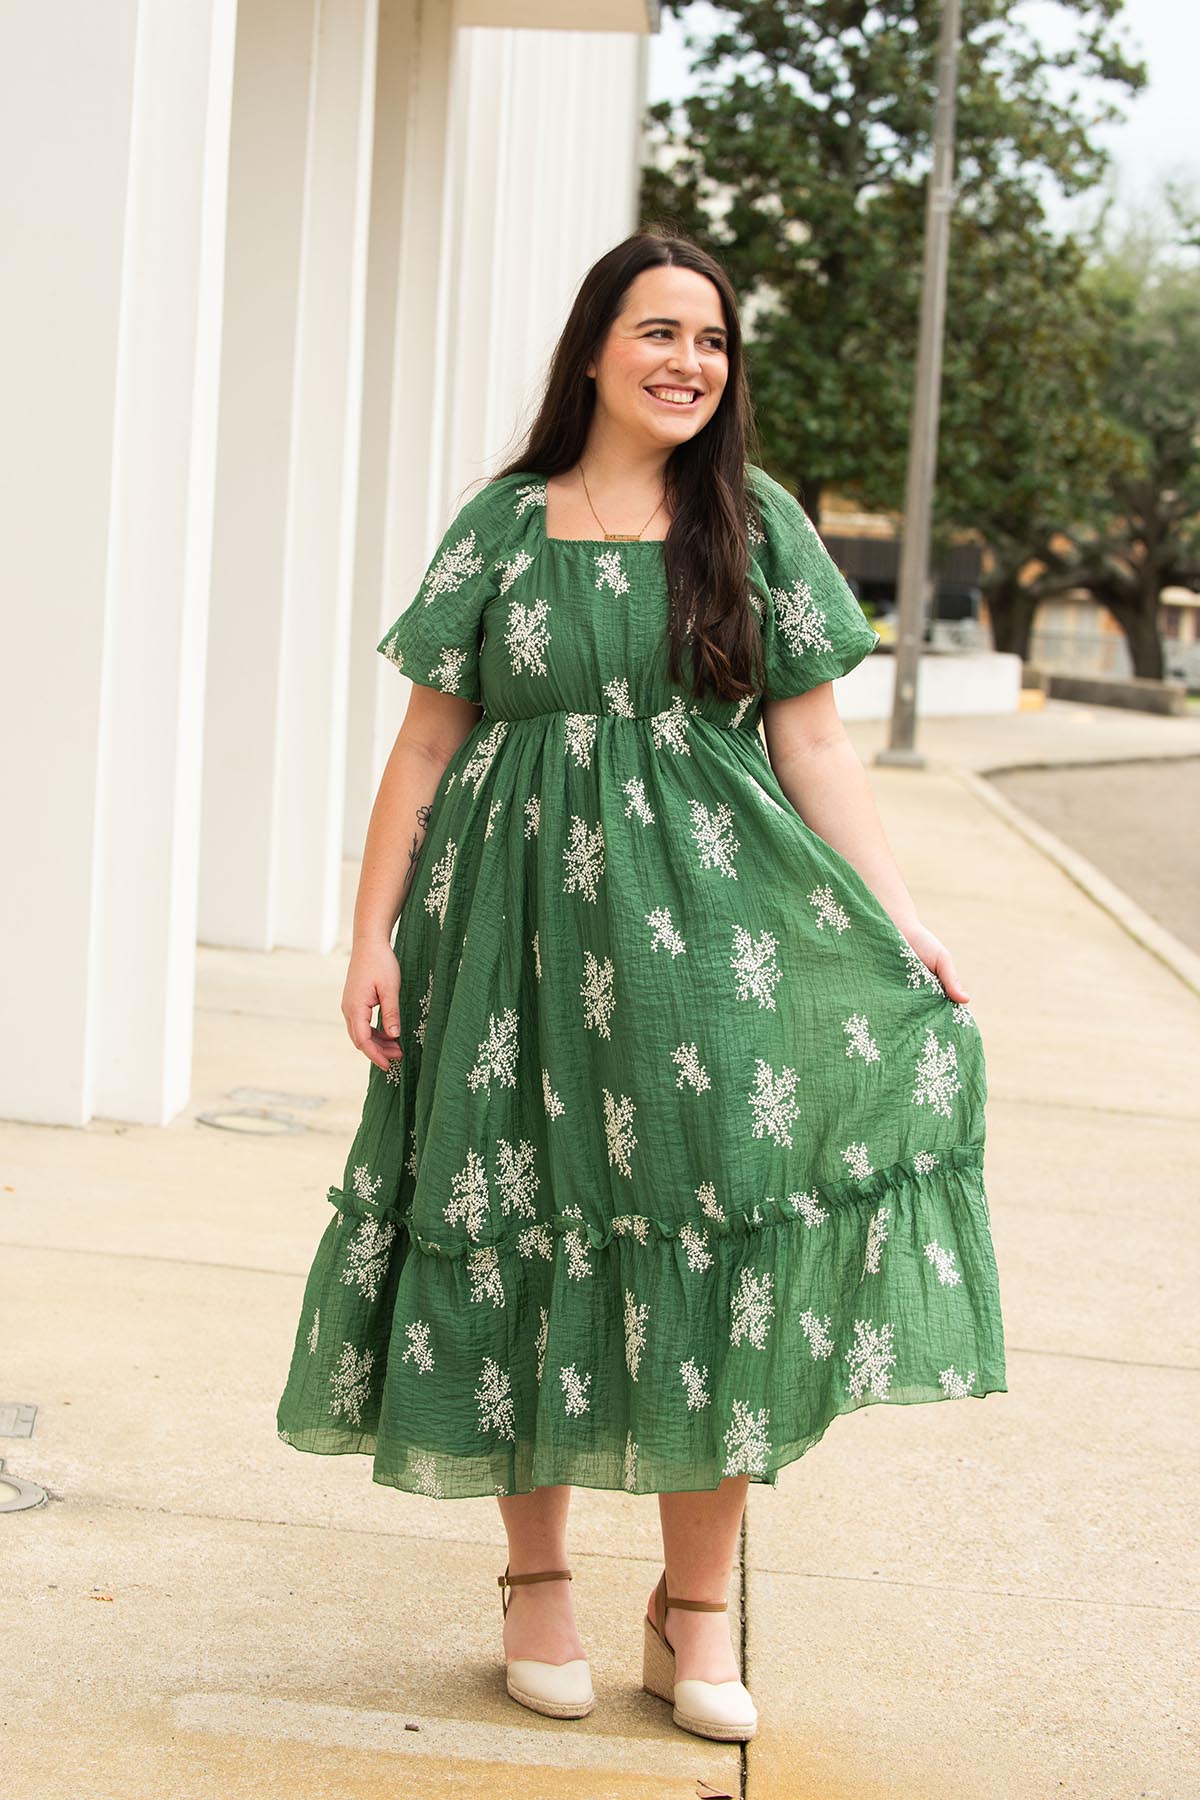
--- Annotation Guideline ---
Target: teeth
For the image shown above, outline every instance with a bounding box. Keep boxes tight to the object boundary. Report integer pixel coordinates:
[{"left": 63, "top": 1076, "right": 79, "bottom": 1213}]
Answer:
[{"left": 647, "top": 388, "right": 697, "bottom": 405}]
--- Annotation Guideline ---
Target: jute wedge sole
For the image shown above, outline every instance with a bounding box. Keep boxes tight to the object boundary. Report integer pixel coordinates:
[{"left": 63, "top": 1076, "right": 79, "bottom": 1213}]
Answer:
[
  {"left": 641, "top": 1571, "right": 758, "bottom": 1742},
  {"left": 498, "top": 1566, "right": 595, "bottom": 1720}
]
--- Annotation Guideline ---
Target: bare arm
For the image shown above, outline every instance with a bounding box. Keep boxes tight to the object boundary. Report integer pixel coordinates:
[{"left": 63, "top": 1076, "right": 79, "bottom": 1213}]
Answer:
[
  {"left": 344, "top": 685, "right": 484, "bottom": 1068},
  {"left": 761, "top": 684, "right": 971, "bottom": 1003}
]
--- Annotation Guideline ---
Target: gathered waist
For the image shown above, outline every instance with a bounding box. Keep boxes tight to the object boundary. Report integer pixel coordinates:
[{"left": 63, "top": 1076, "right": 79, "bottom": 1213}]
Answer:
[{"left": 480, "top": 703, "right": 758, "bottom": 733}]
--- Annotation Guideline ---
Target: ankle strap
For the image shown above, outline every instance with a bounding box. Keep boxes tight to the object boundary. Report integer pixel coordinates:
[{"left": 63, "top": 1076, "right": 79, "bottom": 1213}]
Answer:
[
  {"left": 497, "top": 1568, "right": 572, "bottom": 1587},
  {"left": 497, "top": 1565, "right": 572, "bottom": 1618},
  {"left": 654, "top": 1569, "right": 727, "bottom": 1639}
]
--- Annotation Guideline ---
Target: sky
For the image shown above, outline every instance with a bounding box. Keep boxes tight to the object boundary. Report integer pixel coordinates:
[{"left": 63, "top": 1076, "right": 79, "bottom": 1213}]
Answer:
[{"left": 646, "top": 1, "right": 1200, "bottom": 235}]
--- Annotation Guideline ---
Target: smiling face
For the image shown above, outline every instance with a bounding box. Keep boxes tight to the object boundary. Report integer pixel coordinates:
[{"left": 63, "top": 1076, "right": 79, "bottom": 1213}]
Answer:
[{"left": 585, "top": 264, "right": 730, "bottom": 450}]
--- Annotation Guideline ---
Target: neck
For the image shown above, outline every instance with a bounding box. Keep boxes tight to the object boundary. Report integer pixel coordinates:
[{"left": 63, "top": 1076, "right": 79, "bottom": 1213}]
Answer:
[{"left": 577, "top": 413, "right": 672, "bottom": 495}]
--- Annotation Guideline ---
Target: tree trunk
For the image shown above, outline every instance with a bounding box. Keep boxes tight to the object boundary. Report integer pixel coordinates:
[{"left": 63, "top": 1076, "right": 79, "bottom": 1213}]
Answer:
[{"left": 985, "top": 574, "right": 1040, "bottom": 660}]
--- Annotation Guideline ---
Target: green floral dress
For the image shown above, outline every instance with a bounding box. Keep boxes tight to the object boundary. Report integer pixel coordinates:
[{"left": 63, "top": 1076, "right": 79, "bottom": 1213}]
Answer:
[{"left": 276, "top": 464, "right": 1007, "bottom": 1498}]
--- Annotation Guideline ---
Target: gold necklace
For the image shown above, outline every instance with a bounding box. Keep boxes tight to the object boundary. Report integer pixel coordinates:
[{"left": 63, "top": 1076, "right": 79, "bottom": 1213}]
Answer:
[{"left": 578, "top": 462, "right": 664, "bottom": 542}]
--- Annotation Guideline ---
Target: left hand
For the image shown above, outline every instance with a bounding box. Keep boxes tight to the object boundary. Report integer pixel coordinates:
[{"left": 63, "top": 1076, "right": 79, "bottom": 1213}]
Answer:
[{"left": 900, "top": 920, "right": 971, "bottom": 1003}]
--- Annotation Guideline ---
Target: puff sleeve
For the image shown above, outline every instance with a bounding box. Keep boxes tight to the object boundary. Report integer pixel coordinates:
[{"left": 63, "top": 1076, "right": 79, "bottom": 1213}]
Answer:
[
  {"left": 375, "top": 481, "right": 504, "bottom": 703},
  {"left": 748, "top": 465, "right": 881, "bottom": 700}
]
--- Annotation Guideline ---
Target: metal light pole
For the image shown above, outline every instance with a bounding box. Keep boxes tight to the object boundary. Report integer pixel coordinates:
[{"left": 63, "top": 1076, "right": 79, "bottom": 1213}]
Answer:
[{"left": 876, "top": 0, "right": 962, "bottom": 769}]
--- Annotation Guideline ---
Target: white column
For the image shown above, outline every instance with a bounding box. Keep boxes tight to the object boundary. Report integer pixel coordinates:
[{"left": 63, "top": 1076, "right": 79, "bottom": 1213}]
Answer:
[
  {"left": 201, "top": 0, "right": 320, "bottom": 949},
  {"left": 0, "top": 0, "right": 237, "bottom": 1126},
  {"left": 203, "top": 0, "right": 378, "bottom": 954}
]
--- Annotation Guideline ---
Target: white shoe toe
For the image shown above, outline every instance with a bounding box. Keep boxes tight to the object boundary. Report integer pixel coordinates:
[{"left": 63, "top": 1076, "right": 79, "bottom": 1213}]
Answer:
[
  {"left": 673, "top": 1675, "right": 758, "bottom": 1735},
  {"left": 505, "top": 1656, "right": 594, "bottom": 1713}
]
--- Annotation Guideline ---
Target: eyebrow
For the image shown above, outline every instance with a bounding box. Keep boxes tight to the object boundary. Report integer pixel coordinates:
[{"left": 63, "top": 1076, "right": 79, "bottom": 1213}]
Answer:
[{"left": 634, "top": 316, "right": 728, "bottom": 336}]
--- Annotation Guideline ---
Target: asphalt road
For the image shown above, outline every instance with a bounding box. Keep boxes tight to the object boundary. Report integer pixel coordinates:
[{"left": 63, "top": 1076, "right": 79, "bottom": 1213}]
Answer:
[{"left": 988, "top": 755, "right": 1200, "bottom": 956}]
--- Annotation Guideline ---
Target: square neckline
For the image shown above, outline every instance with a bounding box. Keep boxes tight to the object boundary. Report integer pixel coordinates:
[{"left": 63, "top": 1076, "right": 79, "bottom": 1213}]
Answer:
[{"left": 529, "top": 473, "right": 669, "bottom": 547}]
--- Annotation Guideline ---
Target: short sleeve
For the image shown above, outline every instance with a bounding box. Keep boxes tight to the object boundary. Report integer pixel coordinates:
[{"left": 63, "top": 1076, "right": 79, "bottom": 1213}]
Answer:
[
  {"left": 375, "top": 482, "right": 504, "bottom": 703},
  {"left": 748, "top": 465, "right": 881, "bottom": 701}
]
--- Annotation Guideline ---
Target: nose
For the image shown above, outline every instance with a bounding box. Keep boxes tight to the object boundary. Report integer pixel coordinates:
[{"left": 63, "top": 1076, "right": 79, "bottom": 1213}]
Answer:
[{"left": 666, "top": 340, "right": 703, "bottom": 377}]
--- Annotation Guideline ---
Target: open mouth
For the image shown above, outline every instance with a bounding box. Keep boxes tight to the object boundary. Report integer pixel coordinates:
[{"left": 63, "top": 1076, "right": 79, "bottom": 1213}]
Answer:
[{"left": 644, "top": 386, "right": 702, "bottom": 408}]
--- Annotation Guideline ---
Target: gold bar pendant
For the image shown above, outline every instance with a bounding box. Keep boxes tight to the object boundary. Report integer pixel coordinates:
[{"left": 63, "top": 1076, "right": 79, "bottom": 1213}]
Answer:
[{"left": 604, "top": 532, "right": 640, "bottom": 542}]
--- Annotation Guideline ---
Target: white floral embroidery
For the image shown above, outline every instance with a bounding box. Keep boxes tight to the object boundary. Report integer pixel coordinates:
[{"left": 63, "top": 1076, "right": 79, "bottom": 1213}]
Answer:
[
  {"left": 415, "top": 965, "right": 434, "bottom": 1048},
  {"left": 698, "top": 1181, "right": 726, "bottom": 1222},
  {"left": 723, "top": 1399, "right": 771, "bottom": 1475},
  {"left": 485, "top": 796, "right": 504, "bottom": 838},
  {"left": 328, "top": 1342, "right": 373, "bottom": 1426},
  {"left": 623, "top": 1431, "right": 638, "bottom": 1491},
  {"left": 912, "top": 1028, "right": 963, "bottom": 1120},
  {"left": 565, "top": 711, "right": 597, "bottom": 768},
  {"left": 748, "top": 1058, "right": 801, "bottom": 1148},
  {"left": 466, "top": 1245, "right": 505, "bottom": 1307},
  {"left": 531, "top": 928, "right": 542, "bottom": 980},
  {"left": 841, "top": 1141, "right": 874, "bottom": 1181},
  {"left": 672, "top": 1042, "right": 711, "bottom": 1093},
  {"left": 400, "top": 1320, "right": 434, "bottom": 1373},
  {"left": 914, "top": 1150, "right": 940, "bottom": 1175},
  {"left": 772, "top": 576, "right": 833, "bottom": 657},
  {"left": 602, "top": 1088, "right": 638, "bottom": 1178},
  {"left": 809, "top": 883, "right": 851, "bottom": 933},
  {"left": 422, "top": 530, "right": 484, "bottom": 602},
  {"left": 680, "top": 1358, "right": 711, "bottom": 1410},
  {"left": 410, "top": 1451, "right": 444, "bottom": 1497},
  {"left": 862, "top": 1206, "right": 890, "bottom": 1276},
  {"left": 379, "top": 632, "right": 404, "bottom": 670},
  {"left": 339, "top": 1217, "right": 398, "bottom": 1302},
  {"left": 306, "top": 1307, "right": 320, "bottom": 1353},
  {"left": 939, "top": 1364, "right": 977, "bottom": 1398},
  {"left": 799, "top": 1309, "right": 834, "bottom": 1359},
  {"left": 542, "top": 1067, "right": 564, "bottom": 1118},
  {"left": 731, "top": 1268, "right": 776, "bottom": 1348},
  {"left": 612, "top": 1212, "right": 650, "bottom": 1244},
  {"left": 651, "top": 696, "right": 692, "bottom": 755},
  {"left": 405, "top": 1125, "right": 418, "bottom": 1180},
  {"left": 515, "top": 480, "right": 547, "bottom": 516},
  {"left": 560, "top": 1363, "right": 592, "bottom": 1416},
  {"left": 594, "top": 547, "right": 629, "bottom": 596},
  {"left": 524, "top": 794, "right": 540, "bottom": 838},
  {"left": 952, "top": 1001, "right": 977, "bottom": 1028},
  {"left": 444, "top": 1147, "right": 490, "bottom": 1240},
  {"left": 496, "top": 547, "right": 534, "bottom": 594},
  {"left": 924, "top": 1240, "right": 963, "bottom": 1286},
  {"left": 561, "top": 1204, "right": 594, "bottom": 1280},
  {"left": 581, "top": 950, "right": 616, "bottom": 1038},
  {"left": 730, "top": 692, "right": 755, "bottom": 728},
  {"left": 467, "top": 1007, "right": 519, "bottom": 1092},
  {"left": 624, "top": 776, "right": 656, "bottom": 823},
  {"left": 690, "top": 797, "right": 740, "bottom": 878},
  {"left": 518, "top": 1223, "right": 553, "bottom": 1261},
  {"left": 428, "top": 646, "right": 470, "bottom": 693},
  {"left": 461, "top": 719, "right": 508, "bottom": 794},
  {"left": 496, "top": 1137, "right": 539, "bottom": 1219},
  {"left": 730, "top": 924, "right": 782, "bottom": 1008},
  {"left": 647, "top": 906, "right": 687, "bottom": 956},
  {"left": 562, "top": 814, "right": 605, "bottom": 901},
  {"left": 604, "top": 676, "right": 636, "bottom": 716},
  {"left": 351, "top": 1164, "right": 383, "bottom": 1208},
  {"left": 897, "top": 930, "right": 946, "bottom": 994},
  {"left": 534, "top": 1306, "right": 549, "bottom": 1381},
  {"left": 624, "top": 1289, "right": 649, "bottom": 1379},
  {"left": 424, "top": 840, "right": 456, "bottom": 927},
  {"left": 844, "top": 1319, "right": 897, "bottom": 1398},
  {"left": 843, "top": 1013, "right": 881, "bottom": 1062},
  {"left": 678, "top": 1223, "right": 714, "bottom": 1272},
  {"left": 475, "top": 1356, "right": 516, "bottom": 1439}
]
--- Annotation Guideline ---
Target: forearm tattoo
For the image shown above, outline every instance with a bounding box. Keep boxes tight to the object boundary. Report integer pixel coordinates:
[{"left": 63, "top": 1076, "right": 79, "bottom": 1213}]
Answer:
[{"left": 398, "top": 803, "right": 433, "bottom": 911}]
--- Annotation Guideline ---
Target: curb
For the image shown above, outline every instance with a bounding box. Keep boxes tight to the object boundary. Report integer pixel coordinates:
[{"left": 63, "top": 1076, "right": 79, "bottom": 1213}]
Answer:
[{"left": 949, "top": 764, "right": 1200, "bottom": 1003}]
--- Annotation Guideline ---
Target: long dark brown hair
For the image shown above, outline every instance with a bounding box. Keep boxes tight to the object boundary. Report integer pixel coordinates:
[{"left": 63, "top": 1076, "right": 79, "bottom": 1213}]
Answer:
[{"left": 492, "top": 228, "right": 766, "bottom": 704}]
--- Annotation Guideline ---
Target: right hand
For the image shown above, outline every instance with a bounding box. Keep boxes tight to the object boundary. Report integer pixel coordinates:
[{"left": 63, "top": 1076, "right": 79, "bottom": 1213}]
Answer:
[{"left": 342, "top": 938, "right": 404, "bottom": 1071}]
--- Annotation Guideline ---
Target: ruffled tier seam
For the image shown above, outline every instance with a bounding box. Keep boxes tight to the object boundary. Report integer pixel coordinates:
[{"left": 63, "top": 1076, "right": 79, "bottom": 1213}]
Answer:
[{"left": 325, "top": 1140, "right": 986, "bottom": 1258}]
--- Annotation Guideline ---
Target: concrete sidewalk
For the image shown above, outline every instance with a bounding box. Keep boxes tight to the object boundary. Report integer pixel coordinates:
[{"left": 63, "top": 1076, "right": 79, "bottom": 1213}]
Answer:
[{"left": 5, "top": 699, "right": 1198, "bottom": 1799}]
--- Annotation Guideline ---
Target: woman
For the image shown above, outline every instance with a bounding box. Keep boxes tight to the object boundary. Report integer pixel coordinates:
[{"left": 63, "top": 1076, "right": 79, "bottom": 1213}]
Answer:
[{"left": 276, "top": 229, "right": 1007, "bottom": 1743}]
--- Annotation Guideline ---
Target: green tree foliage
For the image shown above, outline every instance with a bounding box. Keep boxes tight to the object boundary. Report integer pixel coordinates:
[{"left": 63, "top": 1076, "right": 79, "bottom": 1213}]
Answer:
[{"left": 641, "top": 1, "right": 1148, "bottom": 658}]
